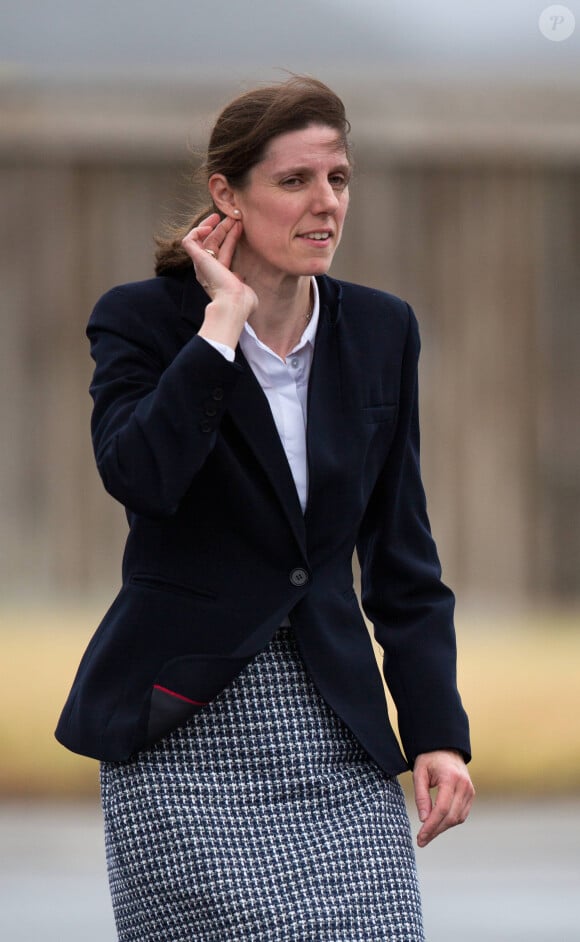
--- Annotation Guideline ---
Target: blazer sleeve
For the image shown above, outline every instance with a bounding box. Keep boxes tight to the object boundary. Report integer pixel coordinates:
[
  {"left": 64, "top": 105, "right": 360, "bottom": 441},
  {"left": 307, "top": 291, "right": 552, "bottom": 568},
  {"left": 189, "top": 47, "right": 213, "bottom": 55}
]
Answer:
[
  {"left": 356, "top": 303, "right": 471, "bottom": 765},
  {"left": 87, "top": 282, "right": 243, "bottom": 517}
]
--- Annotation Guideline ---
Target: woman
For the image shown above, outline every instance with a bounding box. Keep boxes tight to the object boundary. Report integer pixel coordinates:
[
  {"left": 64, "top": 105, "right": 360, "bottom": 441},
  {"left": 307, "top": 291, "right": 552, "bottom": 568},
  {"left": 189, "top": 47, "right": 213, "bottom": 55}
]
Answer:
[{"left": 56, "top": 76, "right": 474, "bottom": 941}]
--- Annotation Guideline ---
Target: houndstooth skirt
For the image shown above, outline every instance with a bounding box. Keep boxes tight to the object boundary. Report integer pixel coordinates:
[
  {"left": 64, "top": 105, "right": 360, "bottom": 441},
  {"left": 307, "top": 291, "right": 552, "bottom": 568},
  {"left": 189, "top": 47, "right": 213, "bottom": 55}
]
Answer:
[{"left": 100, "top": 627, "right": 425, "bottom": 941}]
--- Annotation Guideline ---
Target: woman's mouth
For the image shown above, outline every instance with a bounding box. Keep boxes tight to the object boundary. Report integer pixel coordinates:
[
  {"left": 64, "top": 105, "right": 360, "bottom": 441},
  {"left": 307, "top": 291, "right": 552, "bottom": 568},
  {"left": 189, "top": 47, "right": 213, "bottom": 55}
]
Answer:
[{"left": 297, "top": 231, "right": 332, "bottom": 244}]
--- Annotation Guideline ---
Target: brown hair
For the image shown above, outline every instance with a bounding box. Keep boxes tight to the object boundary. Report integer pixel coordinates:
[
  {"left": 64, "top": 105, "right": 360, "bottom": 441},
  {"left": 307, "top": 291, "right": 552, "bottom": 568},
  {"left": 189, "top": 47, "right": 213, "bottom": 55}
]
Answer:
[{"left": 154, "top": 75, "right": 351, "bottom": 275}]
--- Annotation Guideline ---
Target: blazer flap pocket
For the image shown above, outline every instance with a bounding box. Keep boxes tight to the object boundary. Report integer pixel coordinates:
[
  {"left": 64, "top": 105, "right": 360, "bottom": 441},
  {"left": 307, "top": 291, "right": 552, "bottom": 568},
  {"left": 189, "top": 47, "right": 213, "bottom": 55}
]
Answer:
[
  {"left": 362, "top": 403, "right": 397, "bottom": 424},
  {"left": 156, "top": 653, "right": 253, "bottom": 702},
  {"left": 146, "top": 653, "right": 252, "bottom": 743},
  {"left": 147, "top": 685, "right": 206, "bottom": 742}
]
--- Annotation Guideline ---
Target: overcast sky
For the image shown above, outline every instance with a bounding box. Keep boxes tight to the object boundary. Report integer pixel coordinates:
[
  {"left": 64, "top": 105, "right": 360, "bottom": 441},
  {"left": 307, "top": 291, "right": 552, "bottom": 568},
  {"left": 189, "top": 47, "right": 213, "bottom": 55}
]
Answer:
[{"left": 1, "top": 0, "right": 578, "bottom": 86}]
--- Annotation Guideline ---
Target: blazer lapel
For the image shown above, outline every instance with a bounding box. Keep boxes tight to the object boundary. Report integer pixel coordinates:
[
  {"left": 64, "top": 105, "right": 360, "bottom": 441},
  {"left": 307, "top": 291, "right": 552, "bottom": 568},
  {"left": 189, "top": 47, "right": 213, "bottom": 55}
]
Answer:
[
  {"left": 227, "top": 348, "right": 307, "bottom": 552},
  {"left": 179, "top": 270, "right": 307, "bottom": 553},
  {"left": 304, "top": 277, "right": 345, "bottom": 525}
]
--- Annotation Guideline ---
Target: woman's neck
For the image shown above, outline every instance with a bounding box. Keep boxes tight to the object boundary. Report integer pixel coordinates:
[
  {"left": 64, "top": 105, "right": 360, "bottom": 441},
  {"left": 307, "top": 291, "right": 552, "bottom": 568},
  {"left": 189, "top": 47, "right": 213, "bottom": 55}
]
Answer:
[{"left": 233, "top": 260, "right": 313, "bottom": 359}]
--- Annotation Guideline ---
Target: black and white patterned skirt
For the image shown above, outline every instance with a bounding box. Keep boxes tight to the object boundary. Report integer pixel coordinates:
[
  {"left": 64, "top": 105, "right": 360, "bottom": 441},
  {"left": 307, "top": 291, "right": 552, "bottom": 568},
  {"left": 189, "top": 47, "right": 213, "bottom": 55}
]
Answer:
[{"left": 100, "top": 627, "right": 424, "bottom": 941}]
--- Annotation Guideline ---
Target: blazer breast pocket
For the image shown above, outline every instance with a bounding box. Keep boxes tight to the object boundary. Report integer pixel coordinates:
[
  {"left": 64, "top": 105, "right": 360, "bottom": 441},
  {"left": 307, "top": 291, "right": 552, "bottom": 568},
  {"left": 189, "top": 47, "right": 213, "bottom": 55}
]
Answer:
[{"left": 361, "top": 403, "right": 397, "bottom": 425}]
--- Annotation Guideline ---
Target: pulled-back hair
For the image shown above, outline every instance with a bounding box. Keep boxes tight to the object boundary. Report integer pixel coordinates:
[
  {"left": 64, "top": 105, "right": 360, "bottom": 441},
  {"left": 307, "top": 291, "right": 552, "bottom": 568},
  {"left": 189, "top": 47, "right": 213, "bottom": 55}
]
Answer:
[{"left": 154, "top": 76, "right": 351, "bottom": 275}]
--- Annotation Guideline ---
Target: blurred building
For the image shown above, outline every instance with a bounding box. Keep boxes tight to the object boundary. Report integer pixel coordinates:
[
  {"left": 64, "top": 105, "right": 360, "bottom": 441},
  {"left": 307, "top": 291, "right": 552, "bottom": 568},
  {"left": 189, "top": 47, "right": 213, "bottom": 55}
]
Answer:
[{"left": 1, "top": 1, "right": 579, "bottom": 606}]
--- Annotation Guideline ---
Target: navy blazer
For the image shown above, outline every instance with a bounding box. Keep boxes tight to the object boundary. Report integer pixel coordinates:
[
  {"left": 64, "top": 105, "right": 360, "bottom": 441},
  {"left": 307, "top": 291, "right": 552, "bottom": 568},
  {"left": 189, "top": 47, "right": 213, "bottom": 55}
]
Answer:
[{"left": 55, "top": 269, "right": 471, "bottom": 773}]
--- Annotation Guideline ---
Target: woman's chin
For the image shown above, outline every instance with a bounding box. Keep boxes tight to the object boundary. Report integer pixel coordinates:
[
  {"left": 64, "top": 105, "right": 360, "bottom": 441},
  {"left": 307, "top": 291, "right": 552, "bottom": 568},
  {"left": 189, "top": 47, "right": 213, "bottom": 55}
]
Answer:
[{"left": 298, "top": 256, "right": 335, "bottom": 277}]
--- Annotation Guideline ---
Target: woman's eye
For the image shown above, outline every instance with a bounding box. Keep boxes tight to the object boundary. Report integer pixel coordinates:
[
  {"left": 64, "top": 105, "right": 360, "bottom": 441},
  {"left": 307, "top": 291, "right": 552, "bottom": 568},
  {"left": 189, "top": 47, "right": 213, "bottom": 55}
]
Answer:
[
  {"left": 281, "top": 177, "right": 302, "bottom": 187},
  {"left": 330, "top": 175, "right": 348, "bottom": 189}
]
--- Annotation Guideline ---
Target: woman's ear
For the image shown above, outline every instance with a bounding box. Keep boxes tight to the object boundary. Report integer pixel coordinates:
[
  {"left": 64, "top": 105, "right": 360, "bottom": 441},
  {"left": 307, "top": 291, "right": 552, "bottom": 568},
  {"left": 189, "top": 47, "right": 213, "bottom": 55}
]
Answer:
[{"left": 208, "top": 174, "right": 240, "bottom": 219}]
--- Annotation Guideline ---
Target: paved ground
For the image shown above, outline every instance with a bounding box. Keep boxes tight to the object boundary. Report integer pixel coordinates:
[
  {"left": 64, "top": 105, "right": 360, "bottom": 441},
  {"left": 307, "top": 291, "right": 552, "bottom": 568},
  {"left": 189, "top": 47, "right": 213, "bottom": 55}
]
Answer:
[
  {"left": 417, "top": 799, "right": 579, "bottom": 941},
  {"left": 0, "top": 799, "right": 578, "bottom": 941}
]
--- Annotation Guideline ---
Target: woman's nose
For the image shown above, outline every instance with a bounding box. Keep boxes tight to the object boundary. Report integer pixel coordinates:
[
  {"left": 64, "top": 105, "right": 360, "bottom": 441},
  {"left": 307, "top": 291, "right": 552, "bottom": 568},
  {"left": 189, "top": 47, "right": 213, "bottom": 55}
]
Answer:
[{"left": 310, "top": 181, "right": 340, "bottom": 214}]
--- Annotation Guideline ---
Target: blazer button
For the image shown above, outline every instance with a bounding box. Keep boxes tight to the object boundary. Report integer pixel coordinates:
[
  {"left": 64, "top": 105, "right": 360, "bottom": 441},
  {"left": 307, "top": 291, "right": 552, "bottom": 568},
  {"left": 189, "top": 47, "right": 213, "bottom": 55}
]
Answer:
[
  {"left": 200, "top": 419, "right": 212, "bottom": 433},
  {"left": 289, "top": 567, "right": 309, "bottom": 587},
  {"left": 204, "top": 403, "right": 217, "bottom": 416},
  {"left": 212, "top": 387, "right": 224, "bottom": 401}
]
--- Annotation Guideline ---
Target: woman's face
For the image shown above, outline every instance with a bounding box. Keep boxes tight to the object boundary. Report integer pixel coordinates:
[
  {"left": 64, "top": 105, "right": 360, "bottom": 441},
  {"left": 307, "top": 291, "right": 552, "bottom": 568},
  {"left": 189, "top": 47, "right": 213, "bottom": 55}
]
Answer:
[{"left": 232, "top": 124, "right": 351, "bottom": 281}]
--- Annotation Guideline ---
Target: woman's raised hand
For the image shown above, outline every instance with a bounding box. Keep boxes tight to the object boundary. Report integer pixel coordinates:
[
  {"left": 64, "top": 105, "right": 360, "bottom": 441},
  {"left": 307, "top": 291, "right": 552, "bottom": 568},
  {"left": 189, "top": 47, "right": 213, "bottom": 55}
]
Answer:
[
  {"left": 181, "top": 213, "right": 241, "bottom": 285},
  {"left": 181, "top": 213, "right": 258, "bottom": 349}
]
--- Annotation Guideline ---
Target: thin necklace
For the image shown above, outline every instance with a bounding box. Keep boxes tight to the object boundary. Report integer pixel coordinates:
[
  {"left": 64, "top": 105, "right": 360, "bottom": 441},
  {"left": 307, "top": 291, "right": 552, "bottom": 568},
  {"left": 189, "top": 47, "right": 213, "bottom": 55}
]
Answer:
[{"left": 304, "top": 285, "right": 314, "bottom": 323}]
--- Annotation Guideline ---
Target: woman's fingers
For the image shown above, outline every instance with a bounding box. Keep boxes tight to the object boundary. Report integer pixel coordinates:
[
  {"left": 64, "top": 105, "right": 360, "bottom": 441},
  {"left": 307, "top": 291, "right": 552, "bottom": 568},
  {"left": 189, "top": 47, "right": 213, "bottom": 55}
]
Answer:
[
  {"left": 199, "top": 215, "right": 241, "bottom": 265},
  {"left": 182, "top": 215, "right": 241, "bottom": 268},
  {"left": 413, "top": 750, "right": 475, "bottom": 848},
  {"left": 196, "top": 212, "right": 221, "bottom": 231},
  {"left": 213, "top": 218, "right": 242, "bottom": 269},
  {"left": 181, "top": 215, "right": 244, "bottom": 301}
]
